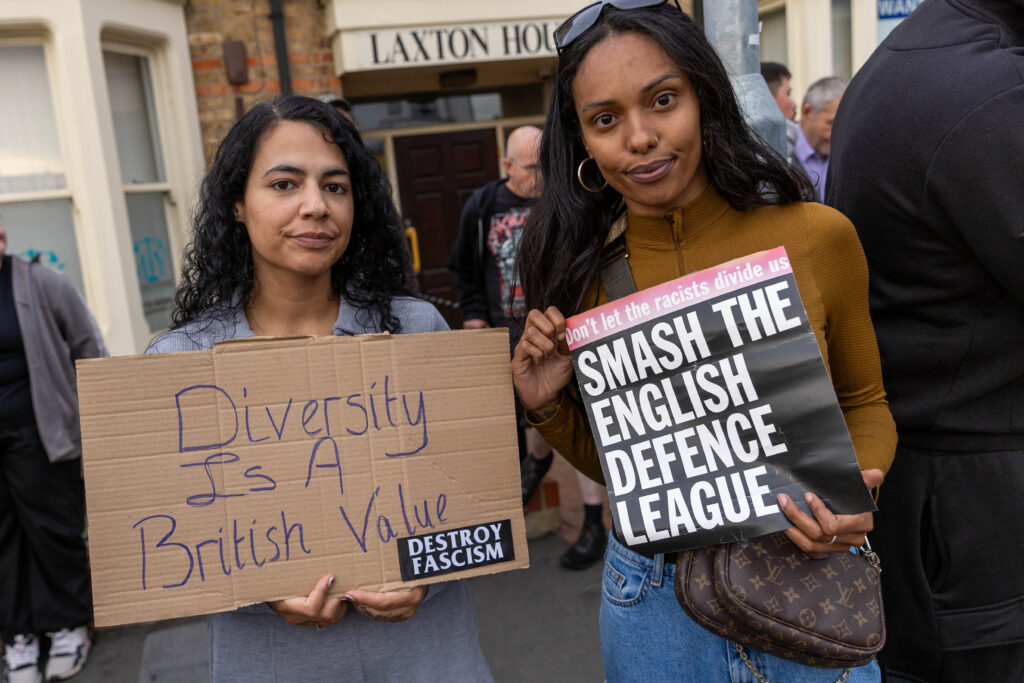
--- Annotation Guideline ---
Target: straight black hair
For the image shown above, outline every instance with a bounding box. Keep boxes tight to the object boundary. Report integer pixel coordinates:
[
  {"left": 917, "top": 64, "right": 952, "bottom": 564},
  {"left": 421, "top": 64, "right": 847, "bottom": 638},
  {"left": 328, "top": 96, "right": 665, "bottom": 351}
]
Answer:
[{"left": 519, "top": 4, "right": 811, "bottom": 315}]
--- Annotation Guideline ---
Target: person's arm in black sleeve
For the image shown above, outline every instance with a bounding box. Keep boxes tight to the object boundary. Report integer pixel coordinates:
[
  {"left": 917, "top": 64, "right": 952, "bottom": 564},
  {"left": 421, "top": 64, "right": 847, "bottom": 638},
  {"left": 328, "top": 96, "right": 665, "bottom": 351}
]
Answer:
[
  {"left": 448, "top": 188, "right": 491, "bottom": 325},
  {"left": 925, "top": 87, "right": 1024, "bottom": 303}
]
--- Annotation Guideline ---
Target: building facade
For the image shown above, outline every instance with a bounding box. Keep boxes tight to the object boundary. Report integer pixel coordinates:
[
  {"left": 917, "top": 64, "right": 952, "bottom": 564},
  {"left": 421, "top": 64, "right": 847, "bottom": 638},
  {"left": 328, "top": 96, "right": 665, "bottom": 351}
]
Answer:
[
  {"left": 758, "top": 0, "right": 924, "bottom": 102},
  {"left": 0, "top": 0, "right": 914, "bottom": 354},
  {"left": 0, "top": 0, "right": 203, "bottom": 355}
]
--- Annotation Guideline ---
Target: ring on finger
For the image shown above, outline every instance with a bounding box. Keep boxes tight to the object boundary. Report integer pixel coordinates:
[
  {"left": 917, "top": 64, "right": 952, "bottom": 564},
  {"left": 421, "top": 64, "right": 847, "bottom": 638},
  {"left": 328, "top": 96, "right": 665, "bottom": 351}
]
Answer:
[{"left": 827, "top": 534, "right": 838, "bottom": 544}]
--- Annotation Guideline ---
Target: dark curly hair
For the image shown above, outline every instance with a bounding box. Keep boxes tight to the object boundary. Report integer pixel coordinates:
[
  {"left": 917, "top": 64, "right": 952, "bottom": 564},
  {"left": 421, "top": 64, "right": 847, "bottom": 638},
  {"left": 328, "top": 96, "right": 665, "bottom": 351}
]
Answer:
[
  {"left": 173, "top": 95, "right": 410, "bottom": 332},
  {"left": 519, "top": 4, "right": 812, "bottom": 315}
]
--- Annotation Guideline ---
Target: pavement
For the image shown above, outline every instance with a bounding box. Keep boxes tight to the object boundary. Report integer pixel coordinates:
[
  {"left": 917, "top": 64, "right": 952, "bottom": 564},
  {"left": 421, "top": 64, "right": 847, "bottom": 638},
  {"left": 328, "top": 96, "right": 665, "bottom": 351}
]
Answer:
[{"left": 62, "top": 455, "right": 610, "bottom": 683}]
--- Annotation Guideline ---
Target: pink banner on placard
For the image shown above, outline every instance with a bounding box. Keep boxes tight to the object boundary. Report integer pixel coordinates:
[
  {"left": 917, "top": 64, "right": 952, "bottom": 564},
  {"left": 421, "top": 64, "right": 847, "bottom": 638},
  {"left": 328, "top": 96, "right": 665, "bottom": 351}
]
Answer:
[{"left": 564, "top": 247, "right": 791, "bottom": 351}]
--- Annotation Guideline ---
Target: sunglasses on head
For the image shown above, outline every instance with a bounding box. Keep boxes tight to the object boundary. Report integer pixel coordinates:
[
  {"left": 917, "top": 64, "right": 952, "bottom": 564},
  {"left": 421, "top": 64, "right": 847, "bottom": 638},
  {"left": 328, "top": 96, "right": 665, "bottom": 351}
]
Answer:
[{"left": 553, "top": 0, "right": 682, "bottom": 54}]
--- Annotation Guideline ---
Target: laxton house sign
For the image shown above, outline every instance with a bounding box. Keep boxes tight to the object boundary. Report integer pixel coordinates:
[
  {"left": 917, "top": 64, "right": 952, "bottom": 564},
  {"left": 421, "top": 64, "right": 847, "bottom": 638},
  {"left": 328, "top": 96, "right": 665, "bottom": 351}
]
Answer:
[{"left": 341, "top": 19, "right": 560, "bottom": 71}]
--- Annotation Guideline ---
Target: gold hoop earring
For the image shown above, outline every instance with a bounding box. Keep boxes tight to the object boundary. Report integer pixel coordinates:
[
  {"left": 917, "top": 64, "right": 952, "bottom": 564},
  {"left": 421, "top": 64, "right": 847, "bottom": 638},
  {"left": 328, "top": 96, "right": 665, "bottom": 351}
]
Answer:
[
  {"left": 577, "top": 156, "right": 608, "bottom": 193},
  {"left": 702, "top": 128, "right": 713, "bottom": 159}
]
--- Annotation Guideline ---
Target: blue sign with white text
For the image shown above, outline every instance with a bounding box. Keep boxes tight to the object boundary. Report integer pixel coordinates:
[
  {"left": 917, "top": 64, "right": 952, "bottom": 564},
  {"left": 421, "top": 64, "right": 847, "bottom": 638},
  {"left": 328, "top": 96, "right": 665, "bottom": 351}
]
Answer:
[{"left": 878, "top": 0, "right": 923, "bottom": 19}]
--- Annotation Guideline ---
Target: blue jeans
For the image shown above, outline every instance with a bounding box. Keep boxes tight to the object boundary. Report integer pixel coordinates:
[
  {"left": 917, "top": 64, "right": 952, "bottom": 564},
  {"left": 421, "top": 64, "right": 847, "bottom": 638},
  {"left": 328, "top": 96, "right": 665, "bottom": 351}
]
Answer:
[{"left": 600, "top": 534, "right": 881, "bottom": 683}]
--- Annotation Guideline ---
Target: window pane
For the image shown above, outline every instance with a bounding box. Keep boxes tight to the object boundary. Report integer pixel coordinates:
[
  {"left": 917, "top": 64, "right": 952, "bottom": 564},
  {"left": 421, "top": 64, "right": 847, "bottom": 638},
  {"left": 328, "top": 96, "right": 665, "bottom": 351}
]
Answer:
[
  {"left": 0, "top": 45, "right": 67, "bottom": 194},
  {"left": 759, "top": 9, "right": 788, "bottom": 66},
  {"left": 126, "top": 192, "right": 175, "bottom": 332},
  {"left": 832, "top": 0, "right": 852, "bottom": 79},
  {"left": 352, "top": 84, "right": 543, "bottom": 132},
  {"left": 103, "top": 51, "right": 165, "bottom": 184},
  {"left": 0, "top": 199, "right": 83, "bottom": 292}
]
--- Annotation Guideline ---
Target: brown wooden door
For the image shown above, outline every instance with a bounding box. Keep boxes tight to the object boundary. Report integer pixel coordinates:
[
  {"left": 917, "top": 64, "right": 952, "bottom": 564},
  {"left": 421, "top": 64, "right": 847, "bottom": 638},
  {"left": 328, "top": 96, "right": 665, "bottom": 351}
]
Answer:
[{"left": 394, "top": 128, "right": 500, "bottom": 329}]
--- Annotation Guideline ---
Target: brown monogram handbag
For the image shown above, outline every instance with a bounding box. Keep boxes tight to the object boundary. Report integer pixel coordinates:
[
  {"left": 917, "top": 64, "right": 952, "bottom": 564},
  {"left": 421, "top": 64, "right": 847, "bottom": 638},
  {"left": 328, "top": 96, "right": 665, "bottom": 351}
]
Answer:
[{"left": 674, "top": 532, "right": 885, "bottom": 676}]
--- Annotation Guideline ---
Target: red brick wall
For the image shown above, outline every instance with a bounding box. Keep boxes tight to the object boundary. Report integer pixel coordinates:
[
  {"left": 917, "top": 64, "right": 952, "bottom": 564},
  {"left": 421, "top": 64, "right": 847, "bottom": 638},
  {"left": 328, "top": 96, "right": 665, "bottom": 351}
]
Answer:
[{"left": 185, "top": 0, "right": 341, "bottom": 163}]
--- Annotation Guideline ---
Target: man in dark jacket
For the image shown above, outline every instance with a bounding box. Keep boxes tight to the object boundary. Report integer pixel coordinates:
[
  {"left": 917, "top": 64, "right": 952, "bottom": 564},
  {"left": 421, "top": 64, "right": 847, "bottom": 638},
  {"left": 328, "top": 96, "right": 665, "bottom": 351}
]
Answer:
[
  {"left": 827, "top": 1, "right": 1024, "bottom": 679},
  {"left": 449, "top": 126, "right": 541, "bottom": 338}
]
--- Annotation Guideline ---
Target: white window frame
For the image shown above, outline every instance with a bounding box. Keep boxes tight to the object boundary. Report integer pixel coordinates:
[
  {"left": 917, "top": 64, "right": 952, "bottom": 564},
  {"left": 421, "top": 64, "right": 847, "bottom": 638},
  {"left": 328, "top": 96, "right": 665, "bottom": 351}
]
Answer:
[
  {"left": 101, "top": 38, "right": 181, "bottom": 263},
  {"left": 0, "top": 34, "right": 75, "bottom": 221},
  {"left": 101, "top": 37, "right": 187, "bottom": 333}
]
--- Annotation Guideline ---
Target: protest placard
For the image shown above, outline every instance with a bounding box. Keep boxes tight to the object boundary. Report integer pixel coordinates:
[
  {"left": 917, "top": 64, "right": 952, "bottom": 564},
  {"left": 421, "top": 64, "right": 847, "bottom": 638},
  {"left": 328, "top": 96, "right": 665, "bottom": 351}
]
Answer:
[
  {"left": 565, "top": 247, "right": 874, "bottom": 555},
  {"left": 77, "top": 329, "right": 528, "bottom": 627}
]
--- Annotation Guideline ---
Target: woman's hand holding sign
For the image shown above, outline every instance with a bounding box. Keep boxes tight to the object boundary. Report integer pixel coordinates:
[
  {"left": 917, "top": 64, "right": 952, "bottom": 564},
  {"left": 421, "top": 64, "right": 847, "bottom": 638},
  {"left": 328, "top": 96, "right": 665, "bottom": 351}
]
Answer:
[
  {"left": 512, "top": 307, "right": 575, "bottom": 416},
  {"left": 777, "top": 469, "right": 885, "bottom": 556},
  {"left": 269, "top": 576, "right": 430, "bottom": 626},
  {"left": 346, "top": 585, "right": 429, "bottom": 623},
  {"left": 269, "top": 574, "right": 347, "bottom": 627}
]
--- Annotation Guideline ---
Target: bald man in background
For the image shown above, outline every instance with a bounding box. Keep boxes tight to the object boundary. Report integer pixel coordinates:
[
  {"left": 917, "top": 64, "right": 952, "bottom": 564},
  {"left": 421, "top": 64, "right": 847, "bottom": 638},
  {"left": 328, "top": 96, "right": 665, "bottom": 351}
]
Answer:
[{"left": 450, "top": 125, "right": 542, "bottom": 337}]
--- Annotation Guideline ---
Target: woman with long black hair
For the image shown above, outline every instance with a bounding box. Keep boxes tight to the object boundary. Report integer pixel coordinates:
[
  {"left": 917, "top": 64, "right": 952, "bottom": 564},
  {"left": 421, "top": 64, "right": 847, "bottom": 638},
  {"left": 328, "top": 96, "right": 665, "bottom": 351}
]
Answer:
[
  {"left": 512, "top": 2, "right": 896, "bottom": 680},
  {"left": 148, "top": 95, "right": 492, "bottom": 683}
]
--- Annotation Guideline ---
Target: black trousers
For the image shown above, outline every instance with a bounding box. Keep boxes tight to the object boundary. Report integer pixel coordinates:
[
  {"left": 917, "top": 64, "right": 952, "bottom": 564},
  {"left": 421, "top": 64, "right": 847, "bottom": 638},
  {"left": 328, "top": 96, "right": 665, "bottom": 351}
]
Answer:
[
  {"left": 0, "top": 421, "right": 92, "bottom": 641},
  {"left": 875, "top": 446, "right": 1024, "bottom": 683}
]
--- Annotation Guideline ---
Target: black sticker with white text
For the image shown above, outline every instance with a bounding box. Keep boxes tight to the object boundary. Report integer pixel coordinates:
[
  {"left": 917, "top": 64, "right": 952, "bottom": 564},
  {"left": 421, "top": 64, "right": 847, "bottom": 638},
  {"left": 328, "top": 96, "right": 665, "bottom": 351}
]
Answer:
[{"left": 397, "top": 520, "right": 515, "bottom": 580}]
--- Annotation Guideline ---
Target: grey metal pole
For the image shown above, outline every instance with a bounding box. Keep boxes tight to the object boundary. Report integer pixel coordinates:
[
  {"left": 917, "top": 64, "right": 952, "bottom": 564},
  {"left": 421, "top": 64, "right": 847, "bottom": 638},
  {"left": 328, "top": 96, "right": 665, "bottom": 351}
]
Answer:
[
  {"left": 701, "top": 0, "right": 788, "bottom": 159},
  {"left": 703, "top": 0, "right": 760, "bottom": 75}
]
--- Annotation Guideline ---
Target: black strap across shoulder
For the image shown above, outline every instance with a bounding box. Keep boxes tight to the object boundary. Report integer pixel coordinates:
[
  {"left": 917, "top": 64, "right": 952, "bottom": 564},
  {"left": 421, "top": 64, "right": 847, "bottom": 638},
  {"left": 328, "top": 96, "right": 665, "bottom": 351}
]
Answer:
[
  {"left": 599, "top": 234, "right": 637, "bottom": 302},
  {"left": 598, "top": 233, "right": 667, "bottom": 557}
]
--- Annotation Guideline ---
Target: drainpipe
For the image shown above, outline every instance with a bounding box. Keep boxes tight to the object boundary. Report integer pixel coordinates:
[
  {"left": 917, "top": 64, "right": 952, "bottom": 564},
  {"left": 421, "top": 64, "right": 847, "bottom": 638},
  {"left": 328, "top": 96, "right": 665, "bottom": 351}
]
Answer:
[
  {"left": 702, "top": 0, "right": 787, "bottom": 158},
  {"left": 269, "top": 0, "right": 293, "bottom": 96}
]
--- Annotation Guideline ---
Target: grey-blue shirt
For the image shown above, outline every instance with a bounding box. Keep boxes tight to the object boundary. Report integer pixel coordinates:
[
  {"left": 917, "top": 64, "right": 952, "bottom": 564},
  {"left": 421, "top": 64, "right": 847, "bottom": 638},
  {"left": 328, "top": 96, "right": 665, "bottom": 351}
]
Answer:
[{"left": 149, "top": 295, "right": 493, "bottom": 683}]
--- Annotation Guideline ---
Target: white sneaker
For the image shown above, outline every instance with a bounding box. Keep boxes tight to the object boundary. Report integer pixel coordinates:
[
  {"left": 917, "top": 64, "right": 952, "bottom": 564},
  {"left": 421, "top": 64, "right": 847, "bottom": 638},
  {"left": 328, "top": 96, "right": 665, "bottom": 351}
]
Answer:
[
  {"left": 42, "top": 627, "right": 90, "bottom": 681},
  {"left": 3, "top": 634, "right": 41, "bottom": 683}
]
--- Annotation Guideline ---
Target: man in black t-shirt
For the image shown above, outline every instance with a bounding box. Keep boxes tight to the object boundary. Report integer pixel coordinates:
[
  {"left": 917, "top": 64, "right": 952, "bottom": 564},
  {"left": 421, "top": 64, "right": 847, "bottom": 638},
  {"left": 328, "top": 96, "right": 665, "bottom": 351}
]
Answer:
[{"left": 449, "top": 127, "right": 540, "bottom": 342}]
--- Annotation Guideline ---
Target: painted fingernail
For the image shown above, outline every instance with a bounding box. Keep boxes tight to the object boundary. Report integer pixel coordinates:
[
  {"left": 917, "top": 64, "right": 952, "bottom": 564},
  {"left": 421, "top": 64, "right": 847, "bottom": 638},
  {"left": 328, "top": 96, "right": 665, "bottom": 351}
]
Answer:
[
  {"left": 328, "top": 576, "right": 335, "bottom": 588},
  {"left": 342, "top": 594, "right": 355, "bottom": 603}
]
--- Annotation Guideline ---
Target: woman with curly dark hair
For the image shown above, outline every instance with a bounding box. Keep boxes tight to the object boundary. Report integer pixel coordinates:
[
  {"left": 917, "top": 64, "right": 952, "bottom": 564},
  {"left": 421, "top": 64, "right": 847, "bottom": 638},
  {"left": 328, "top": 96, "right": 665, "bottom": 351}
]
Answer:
[
  {"left": 512, "top": 2, "right": 895, "bottom": 681},
  {"left": 148, "top": 95, "right": 492, "bottom": 682},
  {"left": 171, "top": 96, "right": 409, "bottom": 336}
]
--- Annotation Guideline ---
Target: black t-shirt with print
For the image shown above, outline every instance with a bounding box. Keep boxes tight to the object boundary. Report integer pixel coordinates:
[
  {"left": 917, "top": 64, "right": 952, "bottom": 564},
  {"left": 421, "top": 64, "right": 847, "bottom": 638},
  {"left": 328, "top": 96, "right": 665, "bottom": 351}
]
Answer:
[{"left": 483, "top": 184, "right": 530, "bottom": 342}]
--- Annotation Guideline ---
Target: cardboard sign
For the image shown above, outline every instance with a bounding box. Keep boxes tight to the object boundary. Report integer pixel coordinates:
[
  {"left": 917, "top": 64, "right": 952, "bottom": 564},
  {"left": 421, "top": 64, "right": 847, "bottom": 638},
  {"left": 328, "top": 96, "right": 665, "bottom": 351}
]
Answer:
[
  {"left": 565, "top": 247, "right": 875, "bottom": 556},
  {"left": 77, "top": 329, "right": 528, "bottom": 627}
]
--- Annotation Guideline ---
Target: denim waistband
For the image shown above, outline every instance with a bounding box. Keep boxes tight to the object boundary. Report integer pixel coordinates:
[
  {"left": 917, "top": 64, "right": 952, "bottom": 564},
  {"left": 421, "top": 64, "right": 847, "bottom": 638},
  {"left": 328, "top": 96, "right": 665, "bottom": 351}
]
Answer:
[
  {"left": 607, "top": 533, "right": 674, "bottom": 587},
  {"left": 611, "top": 528, "right": 675, "bottom": 560}
]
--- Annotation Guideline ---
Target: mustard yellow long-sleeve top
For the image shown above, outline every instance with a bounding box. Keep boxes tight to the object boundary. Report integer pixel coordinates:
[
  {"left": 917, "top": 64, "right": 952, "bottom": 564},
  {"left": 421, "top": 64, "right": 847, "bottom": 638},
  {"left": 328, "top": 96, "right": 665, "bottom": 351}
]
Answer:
[{"left": 530, "top": 185, "right": 897, "bottom": 483}]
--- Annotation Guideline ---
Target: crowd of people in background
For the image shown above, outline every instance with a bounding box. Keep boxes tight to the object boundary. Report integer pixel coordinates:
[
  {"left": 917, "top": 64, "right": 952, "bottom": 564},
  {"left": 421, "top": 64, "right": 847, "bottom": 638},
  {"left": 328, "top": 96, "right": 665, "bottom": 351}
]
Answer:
[
  {"left": 761, "top": 61, "right": 846, "bottom": 203},
  {"left": 3, "top": 0, "right": 1021, "bottom": 681}
]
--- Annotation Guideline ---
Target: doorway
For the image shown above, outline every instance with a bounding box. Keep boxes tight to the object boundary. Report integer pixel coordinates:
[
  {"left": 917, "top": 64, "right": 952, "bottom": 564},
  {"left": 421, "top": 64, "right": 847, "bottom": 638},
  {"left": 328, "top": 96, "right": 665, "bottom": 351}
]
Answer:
[{"left": 393, "top": 128, "right": 500, "bottom": 329}]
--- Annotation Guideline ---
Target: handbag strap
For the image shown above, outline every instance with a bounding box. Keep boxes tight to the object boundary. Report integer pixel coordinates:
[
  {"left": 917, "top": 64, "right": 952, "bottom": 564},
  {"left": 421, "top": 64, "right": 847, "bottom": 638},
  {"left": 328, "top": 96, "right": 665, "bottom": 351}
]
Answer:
[
  {"left": 599, "top": 234, "right": 637, "bottom": 302},
  {"left": 735, "top": 644, "right": 851, "bottom": 683}
]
